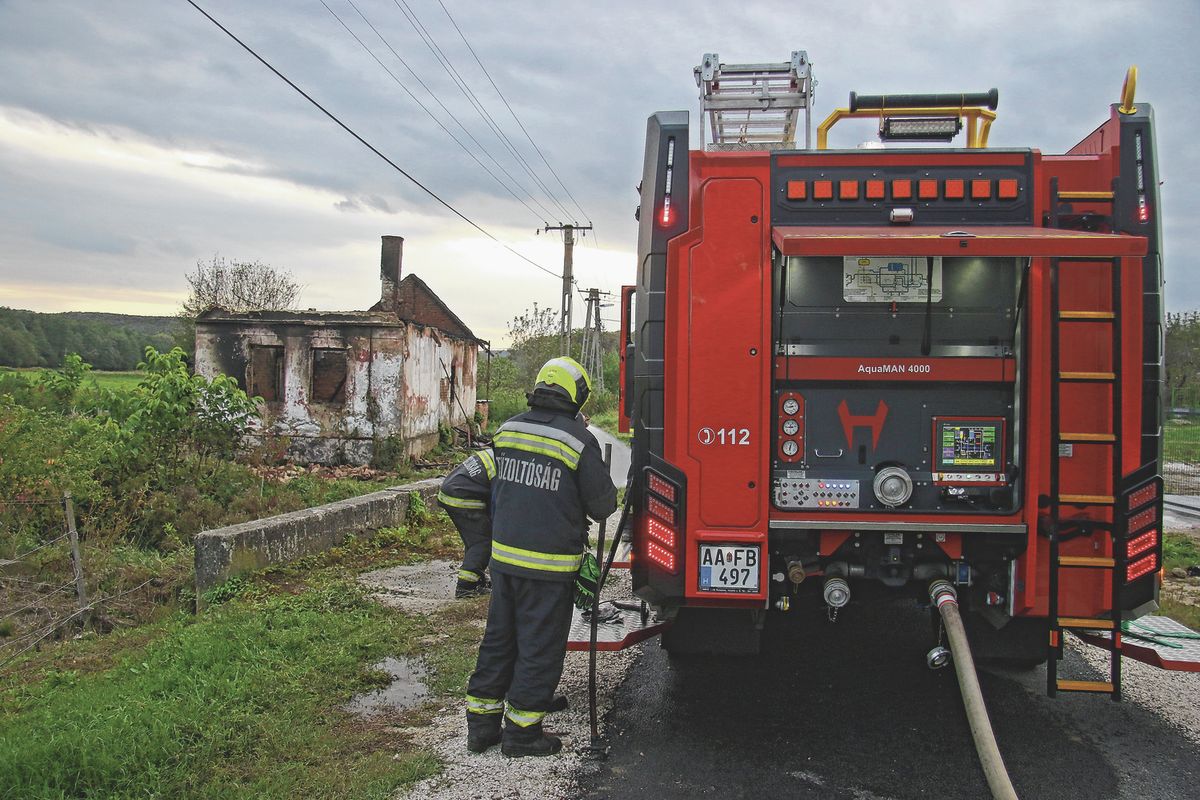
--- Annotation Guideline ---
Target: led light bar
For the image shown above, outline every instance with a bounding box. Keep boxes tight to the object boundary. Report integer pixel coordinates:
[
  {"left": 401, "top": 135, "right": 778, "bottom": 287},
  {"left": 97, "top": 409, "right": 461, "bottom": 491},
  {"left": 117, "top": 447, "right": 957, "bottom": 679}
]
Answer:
[
  {"left": 647, "top": 517, "right": 676, "bottom": 549},
  {"left": 1127, "top": 552, "right": 1158, "bottom": 582},
  {"left": 647, "top": 471, "right": 677, "bottom": 503},
  {"left": 646, "top": 539, "right": 677, "bottom": 573},
  {"left": 1126, "top": 528, "right": 1158, "bottom": 559},
  {"left": 879, "top": 116, "right": 962, "bottom": 142},
  {"left": 1127, "top": 481, "right": 1159, "bottom": 512},
  {"left": 660, "top": 137, "right": 676, "bottom": 226},
  {"left": 1128, "top": 506, "right": 1156, "bottom": 535},
  {"left": 647, "top": 495, "right": 676, "bottom": 525}
]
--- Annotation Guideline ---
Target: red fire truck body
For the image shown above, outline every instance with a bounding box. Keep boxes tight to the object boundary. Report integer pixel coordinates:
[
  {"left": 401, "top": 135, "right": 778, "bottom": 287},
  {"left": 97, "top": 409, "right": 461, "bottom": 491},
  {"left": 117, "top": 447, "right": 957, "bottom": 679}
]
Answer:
[{"left": 620, "top": 59, "right": 1164, "bottom": 679}]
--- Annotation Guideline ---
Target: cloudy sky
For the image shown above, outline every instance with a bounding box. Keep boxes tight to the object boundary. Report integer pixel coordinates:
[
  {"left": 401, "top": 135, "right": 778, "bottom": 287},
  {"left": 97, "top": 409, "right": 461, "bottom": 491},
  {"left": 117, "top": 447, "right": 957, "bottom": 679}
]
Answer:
[{"left": 1, "top": 0, "right": 1197, "bottom": 345}]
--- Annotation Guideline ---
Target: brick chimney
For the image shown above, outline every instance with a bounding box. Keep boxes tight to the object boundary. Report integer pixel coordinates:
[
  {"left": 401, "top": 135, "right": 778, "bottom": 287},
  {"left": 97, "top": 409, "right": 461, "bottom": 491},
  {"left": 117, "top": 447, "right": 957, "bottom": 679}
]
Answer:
[{"left": 378, "top": 235, "right": 403, "bottom": 312}]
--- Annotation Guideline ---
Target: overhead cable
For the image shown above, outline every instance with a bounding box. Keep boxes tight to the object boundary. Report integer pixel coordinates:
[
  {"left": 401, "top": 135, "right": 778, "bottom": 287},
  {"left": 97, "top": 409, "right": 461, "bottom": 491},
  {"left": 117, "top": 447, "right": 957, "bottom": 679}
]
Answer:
[
  {"left": 391, "top": 0, "right": 575, "bottom": 223},
  {"left": 436, "top": 0, "right": 594, "bottom": 227},
  {"left": 183, "top": 0, "right": 560, "bottom": 280},
  {"left": 321, "top": 0, "right": 552, "bottom": 225}
]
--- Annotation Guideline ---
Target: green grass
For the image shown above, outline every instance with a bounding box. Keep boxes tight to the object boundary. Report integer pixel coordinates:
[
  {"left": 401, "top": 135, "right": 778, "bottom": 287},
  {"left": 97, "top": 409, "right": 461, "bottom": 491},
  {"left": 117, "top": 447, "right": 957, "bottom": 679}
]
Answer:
[
  {"left": 1163, "top": 531, "right": 1200, "bottom": 572},
  {"left": 0, "top": 513, "right": 479, "bottom": 800},
  {"left": 1160, "top": 595, "right": 1200, "bottom": 631},
  {"left": 0, "top": 366, "right": 141, "bottom": 394}
]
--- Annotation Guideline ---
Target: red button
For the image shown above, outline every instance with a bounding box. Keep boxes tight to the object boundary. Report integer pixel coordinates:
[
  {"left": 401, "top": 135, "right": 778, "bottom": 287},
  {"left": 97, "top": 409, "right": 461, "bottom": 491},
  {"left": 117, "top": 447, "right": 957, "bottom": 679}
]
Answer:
[
  {"left": 787, "top": 180, "right": 807, "bottom": 200},
  {"left": 971, "top": 179, "right": 992, "bottom": 199},
  {"left": 839, "top": 180, "right": 859, "bottom": 200},
  {"left": 892, "top": 179, "right": 913, "bottom": 200},
  {"left": 998, "top": 178, "right": 1019, "bottom": 199},
  {"left": 918, "top": 179, "right": 938, "bottom": 199},
  {"left": 813, "top": 180, "right": 833, "bottom": 200},
  {"left": 944, "top": 179, "right": 965, "bottom": 199},
  {"left": 865, "top": 180, "right": 885, "bottom": 200}
]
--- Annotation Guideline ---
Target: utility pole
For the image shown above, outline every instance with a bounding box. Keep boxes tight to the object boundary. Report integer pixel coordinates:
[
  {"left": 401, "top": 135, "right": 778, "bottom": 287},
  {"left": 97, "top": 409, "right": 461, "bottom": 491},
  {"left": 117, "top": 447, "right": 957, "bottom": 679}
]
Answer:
[
  {"left": 580, "top": 287, "right": 611, "bottom": 392},
  {"left": 544, "top": 223, "right": 592, "bottom": 356}
]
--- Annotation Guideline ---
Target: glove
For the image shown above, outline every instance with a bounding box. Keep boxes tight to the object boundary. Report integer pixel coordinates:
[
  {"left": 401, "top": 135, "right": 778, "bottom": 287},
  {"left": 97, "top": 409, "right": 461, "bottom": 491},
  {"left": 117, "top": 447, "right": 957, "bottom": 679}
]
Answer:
[{"left": 573, "top": 552, "right": 600, "bottom": 611}]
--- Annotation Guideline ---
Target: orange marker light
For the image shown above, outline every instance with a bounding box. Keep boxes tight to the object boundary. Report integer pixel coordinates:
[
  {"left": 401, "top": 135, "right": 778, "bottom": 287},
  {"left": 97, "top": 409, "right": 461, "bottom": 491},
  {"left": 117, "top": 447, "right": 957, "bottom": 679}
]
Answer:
[
  {"left": 944, "top": 179, "right": 965, "bottom": 199},
  {"left": 865, "top": 180, "right": 885, "bottom": 200},
  {"left": 892, "top": 179, "right": 913, "bottom": 200},
  {"left": 918, "top": 179, "right": 938, "bottom": 200},
  {"left": 839, "top": 180, "right": 859, "bottom": 200},
  {"left": 787, "top": 180, "right": 807, "bottom": 200},
  {"left": 813, "top": 180, "right": 833, "bottom": 200},
  {"left": 971, "top": 179, "right": 992, "bottom": 199},
  {"left": 997, "top": 179, "right": 1019, "bottom": 199}
]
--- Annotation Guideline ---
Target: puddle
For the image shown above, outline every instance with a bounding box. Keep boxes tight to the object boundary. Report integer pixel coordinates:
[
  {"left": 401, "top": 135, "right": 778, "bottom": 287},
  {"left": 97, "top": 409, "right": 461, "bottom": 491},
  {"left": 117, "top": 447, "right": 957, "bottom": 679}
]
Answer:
[
  {"left": 359, "top": 559, "right": 459, "bottom": 613},
  {"left": 345, "top": 656, "right": 429, "bottom": 716}
]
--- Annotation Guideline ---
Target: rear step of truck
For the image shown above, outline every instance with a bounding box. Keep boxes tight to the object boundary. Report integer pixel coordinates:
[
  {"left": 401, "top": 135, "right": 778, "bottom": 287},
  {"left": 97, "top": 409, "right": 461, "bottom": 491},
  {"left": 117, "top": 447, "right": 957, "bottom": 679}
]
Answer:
[
  {"left": 1078, "top": 615, "right": 1200, "bottom": 673},
  {"left": 565, "top": 603, "right": 671, "bottom": 652}
]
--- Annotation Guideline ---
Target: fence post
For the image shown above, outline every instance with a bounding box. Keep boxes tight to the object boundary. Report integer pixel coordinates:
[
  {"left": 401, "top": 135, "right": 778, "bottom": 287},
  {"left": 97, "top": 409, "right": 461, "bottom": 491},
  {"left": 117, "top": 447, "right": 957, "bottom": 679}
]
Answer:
[{"left": 62, "top": 492, "right": 88, "bottom": 618}]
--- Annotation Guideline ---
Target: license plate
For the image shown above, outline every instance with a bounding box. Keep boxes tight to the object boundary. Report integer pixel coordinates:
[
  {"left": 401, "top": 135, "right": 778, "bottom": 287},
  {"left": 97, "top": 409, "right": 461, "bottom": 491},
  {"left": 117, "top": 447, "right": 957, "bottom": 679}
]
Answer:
[{"left": 698, "top": 544, "right": 760, "bottom": 593}]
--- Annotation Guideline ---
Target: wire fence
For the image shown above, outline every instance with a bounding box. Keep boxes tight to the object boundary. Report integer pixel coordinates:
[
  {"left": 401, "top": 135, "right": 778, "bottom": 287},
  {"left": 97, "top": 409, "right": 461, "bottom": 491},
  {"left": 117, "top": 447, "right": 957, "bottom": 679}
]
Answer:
[
  {"left": 0, "top": 492, "right": 158, "bottom": 671},
  {"left": 1165, "top": 386, "right": 1200, "bottom": 495}
]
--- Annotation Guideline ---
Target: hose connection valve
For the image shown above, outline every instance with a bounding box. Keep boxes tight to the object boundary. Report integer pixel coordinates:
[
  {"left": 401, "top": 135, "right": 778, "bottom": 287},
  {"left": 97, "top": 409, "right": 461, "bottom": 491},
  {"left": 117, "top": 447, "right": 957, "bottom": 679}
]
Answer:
[{"left": 929, "top": 579, "right": 958, "bottom": 609}]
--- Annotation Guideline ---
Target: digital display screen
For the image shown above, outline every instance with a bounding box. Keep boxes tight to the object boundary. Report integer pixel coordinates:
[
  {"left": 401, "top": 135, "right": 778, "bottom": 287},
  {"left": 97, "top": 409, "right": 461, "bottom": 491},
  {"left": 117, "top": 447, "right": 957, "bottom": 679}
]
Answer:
[{"left": 935, "top": 419, "right": 1002, "bottom": 473}]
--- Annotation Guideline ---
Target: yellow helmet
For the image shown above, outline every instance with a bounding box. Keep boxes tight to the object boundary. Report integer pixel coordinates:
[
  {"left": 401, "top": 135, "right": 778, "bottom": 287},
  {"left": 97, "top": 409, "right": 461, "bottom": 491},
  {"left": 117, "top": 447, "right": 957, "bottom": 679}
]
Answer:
[{"left": 534, "top": 357, "right": 592, "bottom": 409}]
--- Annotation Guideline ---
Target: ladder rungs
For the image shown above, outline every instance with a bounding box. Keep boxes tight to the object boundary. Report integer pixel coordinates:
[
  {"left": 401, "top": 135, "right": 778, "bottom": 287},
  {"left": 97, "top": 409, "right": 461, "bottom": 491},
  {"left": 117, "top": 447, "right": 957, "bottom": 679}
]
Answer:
[
  {"left": 1056, "top": 679, "right": 1115, "bottom": 693},
  {"left": 1059, "top": 433, "right": 1116, "bottom": 443},
  {"left": 1058, "top": 371, "right": 1116, "bottom": 382},
  {"left": 1059, "top": 310, "right": 1115, "bottom": 321},
  {"left": 1058, "top": 617, "right": 1117, "bottom": 630},
  {"left": 1058, "top": 556, "right": 1116, "bottom": 568},
  {"left": 1058, "top": 494, "right": 1115, "bottom": 505},
  {"left": 1058, "top": 191, "right": 1115, "bottom": 201}
]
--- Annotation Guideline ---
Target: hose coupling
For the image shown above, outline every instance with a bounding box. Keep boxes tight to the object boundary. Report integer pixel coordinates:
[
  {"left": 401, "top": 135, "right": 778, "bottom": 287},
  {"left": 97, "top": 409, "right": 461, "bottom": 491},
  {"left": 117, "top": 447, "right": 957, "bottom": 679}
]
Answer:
[
  {"left": 929, "top": 579, "right": 958, "bottom": 609},
  {"left": 824, "top": 577, "right": 851, "bottom": 608}
]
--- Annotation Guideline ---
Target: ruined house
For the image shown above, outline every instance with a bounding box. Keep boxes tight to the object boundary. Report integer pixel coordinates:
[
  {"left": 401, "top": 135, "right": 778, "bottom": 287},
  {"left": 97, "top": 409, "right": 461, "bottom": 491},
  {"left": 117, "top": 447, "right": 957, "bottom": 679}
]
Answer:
[{"left": 194, "top": 236, "right": 482, "bottom": 465}]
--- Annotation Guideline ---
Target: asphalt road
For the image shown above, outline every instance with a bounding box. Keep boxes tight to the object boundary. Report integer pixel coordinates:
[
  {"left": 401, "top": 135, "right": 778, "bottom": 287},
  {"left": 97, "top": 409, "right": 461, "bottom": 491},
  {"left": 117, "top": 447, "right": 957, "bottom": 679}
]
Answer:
[
  {"left": 589, "top": 424, "right": 632, "bottom": 486},
  {"left": 579, "top": 597, "right": 1200, "bottom": 799}
]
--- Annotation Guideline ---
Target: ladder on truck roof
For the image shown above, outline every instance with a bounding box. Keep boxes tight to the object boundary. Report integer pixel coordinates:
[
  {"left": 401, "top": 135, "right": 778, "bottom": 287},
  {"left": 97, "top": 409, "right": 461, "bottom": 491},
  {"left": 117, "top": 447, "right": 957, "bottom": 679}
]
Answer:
[{"left": 695, "top": 51, "right": 814, "bottom": 151}]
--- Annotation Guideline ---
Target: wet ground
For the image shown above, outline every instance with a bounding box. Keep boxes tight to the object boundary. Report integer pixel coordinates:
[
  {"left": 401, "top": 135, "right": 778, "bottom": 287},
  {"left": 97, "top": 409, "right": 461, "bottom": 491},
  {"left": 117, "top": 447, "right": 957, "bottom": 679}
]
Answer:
[
  {"left": 579, "top": 599, "right": 1200, "bottom": 800},
  {"left": 344, "top": 656, "right": 428, "bottom": 716}
]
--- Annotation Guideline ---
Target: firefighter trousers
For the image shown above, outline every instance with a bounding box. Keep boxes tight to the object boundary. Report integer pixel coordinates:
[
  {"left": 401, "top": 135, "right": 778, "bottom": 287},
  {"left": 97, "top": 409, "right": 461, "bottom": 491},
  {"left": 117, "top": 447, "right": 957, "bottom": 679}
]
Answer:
[
  {"left": 447, "top": 508, "right": 491, "bottom": 577},
  {"left": 466, "top": 571, "right": 574, "bottom": 733}
]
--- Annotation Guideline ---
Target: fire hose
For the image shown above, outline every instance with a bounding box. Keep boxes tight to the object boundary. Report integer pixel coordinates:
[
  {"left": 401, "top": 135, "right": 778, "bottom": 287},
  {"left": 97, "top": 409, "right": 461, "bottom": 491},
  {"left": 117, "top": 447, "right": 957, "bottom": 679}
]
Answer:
[{"left": 929, "top": 580, "right": 1019, "bottom": 800}]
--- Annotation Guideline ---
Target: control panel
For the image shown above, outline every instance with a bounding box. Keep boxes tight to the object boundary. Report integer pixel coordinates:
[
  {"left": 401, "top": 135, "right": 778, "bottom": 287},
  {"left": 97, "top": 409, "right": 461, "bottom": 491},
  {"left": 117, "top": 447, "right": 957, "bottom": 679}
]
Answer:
[{"left": 773, "top": 477, "right": 860, "bottom": 510}]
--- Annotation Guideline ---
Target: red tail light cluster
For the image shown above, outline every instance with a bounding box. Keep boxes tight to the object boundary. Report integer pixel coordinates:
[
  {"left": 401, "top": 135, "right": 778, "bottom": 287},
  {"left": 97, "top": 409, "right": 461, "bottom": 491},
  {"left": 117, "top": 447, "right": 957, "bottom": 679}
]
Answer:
[
  {"left": 1122, "top": 476, "right": 1162, "bottom": 584},
  {"left": 644, "top": 468, "right": 682, "bottom": 574}
]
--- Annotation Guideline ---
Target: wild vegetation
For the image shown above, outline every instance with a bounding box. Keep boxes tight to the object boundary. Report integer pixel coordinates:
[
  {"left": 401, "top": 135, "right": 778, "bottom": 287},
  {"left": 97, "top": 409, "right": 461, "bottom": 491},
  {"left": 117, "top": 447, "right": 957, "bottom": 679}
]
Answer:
[
  {"left": 0, "top": 307, "right": 178, "bottom": 370},
  {"left": 484, "top": 302, "right": 620, "bottom": 427}
]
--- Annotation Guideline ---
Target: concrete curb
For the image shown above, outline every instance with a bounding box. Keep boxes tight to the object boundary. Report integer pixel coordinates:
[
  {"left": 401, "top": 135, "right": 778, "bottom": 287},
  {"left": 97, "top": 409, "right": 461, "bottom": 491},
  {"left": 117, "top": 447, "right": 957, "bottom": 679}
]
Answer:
[{"left": 193, "top": 477, "right": 442, "bottom": 601}]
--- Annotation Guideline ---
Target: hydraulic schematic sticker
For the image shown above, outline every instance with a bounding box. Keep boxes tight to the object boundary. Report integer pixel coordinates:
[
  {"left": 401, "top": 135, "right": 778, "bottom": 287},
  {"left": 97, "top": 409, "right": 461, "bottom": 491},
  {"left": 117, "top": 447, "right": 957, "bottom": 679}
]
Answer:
[{"left": 843, "top": 257, "right": 942, "bottom": 303}]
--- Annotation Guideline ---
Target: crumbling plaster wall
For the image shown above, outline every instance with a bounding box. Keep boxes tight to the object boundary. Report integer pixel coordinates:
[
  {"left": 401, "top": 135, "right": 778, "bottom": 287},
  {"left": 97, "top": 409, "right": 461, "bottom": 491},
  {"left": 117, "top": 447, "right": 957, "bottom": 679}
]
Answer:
[{"left": 196, "top": 318, "right": 477, "bottom": 465}]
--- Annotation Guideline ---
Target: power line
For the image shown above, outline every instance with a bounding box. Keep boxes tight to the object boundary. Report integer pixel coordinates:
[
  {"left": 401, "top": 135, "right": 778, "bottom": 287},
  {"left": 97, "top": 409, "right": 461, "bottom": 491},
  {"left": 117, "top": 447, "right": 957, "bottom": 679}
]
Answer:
[
  {"left": 390, "top": 0, "right": 576, "bottom": 223},
  {"left": 436, "top": 0, "right": 593, "bottom": 228},
  {"left": 183, "top": 0, "right": 560, "bottom": 281},
  {"left": 320, "top": 0, "right": 552, "bottom": 225}
]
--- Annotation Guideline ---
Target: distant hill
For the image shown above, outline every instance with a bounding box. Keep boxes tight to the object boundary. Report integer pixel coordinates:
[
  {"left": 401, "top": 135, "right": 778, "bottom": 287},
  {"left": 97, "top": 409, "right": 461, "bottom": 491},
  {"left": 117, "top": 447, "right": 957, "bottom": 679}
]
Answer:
[{"left": 0, "top": 307, "right": 184, "bottom": 371}]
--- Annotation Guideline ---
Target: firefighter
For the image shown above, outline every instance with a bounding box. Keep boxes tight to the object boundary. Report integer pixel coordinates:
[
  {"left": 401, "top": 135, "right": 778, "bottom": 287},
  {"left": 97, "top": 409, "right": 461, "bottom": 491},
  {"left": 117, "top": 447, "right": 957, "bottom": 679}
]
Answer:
[
  {"left": 464, "top": 357, "right": 617, "bottom": 757},
  {"left": 437, "top": 448, "right": 496, "bottom": 598}
]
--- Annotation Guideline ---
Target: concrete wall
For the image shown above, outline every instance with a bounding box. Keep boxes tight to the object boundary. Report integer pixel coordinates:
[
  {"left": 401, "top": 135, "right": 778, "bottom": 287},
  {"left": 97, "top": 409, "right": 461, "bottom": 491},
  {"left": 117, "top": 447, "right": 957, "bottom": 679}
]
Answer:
[{"left": 193, "top": 477, "right": 441, "bottom": 599}]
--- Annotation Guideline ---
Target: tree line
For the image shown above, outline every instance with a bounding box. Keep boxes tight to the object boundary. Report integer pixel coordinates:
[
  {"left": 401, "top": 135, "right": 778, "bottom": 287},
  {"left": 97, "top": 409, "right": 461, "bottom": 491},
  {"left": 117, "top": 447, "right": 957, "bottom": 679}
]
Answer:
[{"left": 0, "top": 307, "right": 181, "bottom": 371}]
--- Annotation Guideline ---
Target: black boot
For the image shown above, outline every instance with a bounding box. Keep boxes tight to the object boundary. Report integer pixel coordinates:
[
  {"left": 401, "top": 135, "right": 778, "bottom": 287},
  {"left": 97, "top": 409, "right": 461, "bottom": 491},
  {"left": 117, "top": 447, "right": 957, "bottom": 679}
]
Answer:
[
  {"left": 466, "top": 712, "right": 502, "bottom": 753},
  {"left": 456, "top": 571, "right": 490, "bottom": 599},
  {"left": 501, "top": 722, "right": 563, "bottom": 758}
]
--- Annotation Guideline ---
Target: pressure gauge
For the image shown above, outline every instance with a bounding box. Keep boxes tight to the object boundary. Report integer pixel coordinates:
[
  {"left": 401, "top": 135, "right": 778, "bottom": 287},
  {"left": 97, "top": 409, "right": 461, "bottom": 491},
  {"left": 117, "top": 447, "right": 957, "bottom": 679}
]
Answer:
[
  {"left": 782, "top": 398, "right": 800, "bottom": 416},
  {"left": 782, "top": 440, "right": 799, "bottom": 457},
  {"left": 782, "top": 419, "right": 800, "bottom": 435}
]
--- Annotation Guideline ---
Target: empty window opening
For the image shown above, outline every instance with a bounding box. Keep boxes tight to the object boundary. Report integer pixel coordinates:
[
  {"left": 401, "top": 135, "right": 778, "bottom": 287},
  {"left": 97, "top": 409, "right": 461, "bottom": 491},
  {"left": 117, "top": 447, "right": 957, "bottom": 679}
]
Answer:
[
  {"left": 248, "top": 345, "right": 284, "bottom": 402},
  {"left": 311, "top": 348, "right": 348, "bottom": 405}
]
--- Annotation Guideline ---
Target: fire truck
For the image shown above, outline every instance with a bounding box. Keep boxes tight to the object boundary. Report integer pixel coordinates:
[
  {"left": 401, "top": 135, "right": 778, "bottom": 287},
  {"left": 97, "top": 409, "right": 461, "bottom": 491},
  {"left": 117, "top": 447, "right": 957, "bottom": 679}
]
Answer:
[{"left": 616, "top": 53, "right": 1179, "bottom": 696}]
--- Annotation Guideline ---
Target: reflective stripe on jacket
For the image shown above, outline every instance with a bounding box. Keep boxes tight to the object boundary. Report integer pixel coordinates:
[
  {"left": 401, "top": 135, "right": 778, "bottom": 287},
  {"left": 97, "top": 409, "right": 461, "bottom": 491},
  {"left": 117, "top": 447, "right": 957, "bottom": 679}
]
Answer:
[
  {"left": 438, "top": 448, "right": 495, "bottom": 512},
  {"left": 489, "top": 408, "right": 617, "bottom": 582}
]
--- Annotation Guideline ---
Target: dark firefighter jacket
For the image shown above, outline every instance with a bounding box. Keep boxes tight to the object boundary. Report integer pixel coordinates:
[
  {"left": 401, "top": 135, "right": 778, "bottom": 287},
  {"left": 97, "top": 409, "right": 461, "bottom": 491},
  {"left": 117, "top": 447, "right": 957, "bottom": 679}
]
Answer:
[
  {"left": 437, "top": 448, "right": 496, "bottom": 512},
  {"left": 489, "top": 407, "right": 617, "bottom": 582}
]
